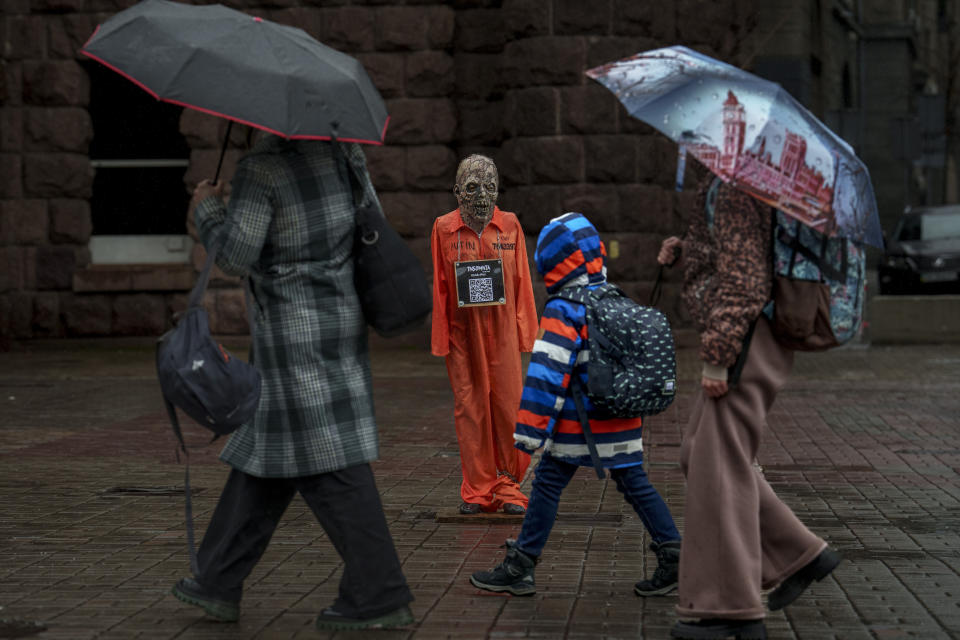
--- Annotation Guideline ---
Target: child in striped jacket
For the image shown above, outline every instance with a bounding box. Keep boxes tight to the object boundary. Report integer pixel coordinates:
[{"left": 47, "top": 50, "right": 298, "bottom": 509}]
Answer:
[{"left": 470, "top": 212, "right": 682, "bottom": 598}]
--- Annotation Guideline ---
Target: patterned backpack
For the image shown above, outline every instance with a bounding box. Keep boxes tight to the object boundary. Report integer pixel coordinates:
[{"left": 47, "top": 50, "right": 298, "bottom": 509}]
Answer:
[
  {"left": 768, "top": 210, "right": 866, "bottom": 351},
  {"left": 550, "top": 283, "right": 677, "bottom": 418}
]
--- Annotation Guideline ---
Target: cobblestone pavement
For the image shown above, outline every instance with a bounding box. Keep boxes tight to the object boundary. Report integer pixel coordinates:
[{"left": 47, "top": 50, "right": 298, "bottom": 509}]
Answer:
[{"left": 1, "top": 337, "right": 959, "bottom": 639}]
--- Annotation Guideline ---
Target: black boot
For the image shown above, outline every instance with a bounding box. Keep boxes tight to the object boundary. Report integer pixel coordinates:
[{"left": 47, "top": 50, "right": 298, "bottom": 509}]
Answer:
[
  {"left": 470, "top": 541, "right": 538, "bottom": 596},
  {"left": 634, "top": 540, "right": 681, "bottom": 596},
  {"left": 767, "top": 547, "right": 841, "bottom": 610},
  {"left": 671, "top": 619, "right": 767, "bottom": 639}
]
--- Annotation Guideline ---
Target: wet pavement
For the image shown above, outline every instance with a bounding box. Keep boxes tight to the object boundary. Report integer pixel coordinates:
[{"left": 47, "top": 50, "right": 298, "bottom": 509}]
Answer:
[{"left": 1, "top": 336, "right": 959, "bottom": 639}]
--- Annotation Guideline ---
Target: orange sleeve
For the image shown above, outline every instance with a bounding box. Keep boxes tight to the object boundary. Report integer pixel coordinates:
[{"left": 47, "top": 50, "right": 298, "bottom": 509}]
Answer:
[
  {"left": 513, "top": 218, "right": 539, "bottom": 352},
  {"left": 430, "top": 217, "right": 451, "bottom": 357}
]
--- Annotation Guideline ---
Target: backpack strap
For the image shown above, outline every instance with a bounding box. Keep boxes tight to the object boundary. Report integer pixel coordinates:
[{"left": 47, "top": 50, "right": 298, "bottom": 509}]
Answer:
[
  {"left": 549, "top": 284, "right": 608, "bottom": 480},
  {"left": 569, "top": 380, "right": 606, "bottom": 480}
]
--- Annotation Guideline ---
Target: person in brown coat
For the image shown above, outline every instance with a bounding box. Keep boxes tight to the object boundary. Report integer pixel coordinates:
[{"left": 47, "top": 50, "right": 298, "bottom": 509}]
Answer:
[{"left": 660, "top": 173, "right": 841, "bottom": 640}]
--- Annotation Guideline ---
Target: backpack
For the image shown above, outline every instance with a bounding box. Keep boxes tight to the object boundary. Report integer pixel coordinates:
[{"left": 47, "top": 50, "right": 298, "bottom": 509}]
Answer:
[
  {"left": 156, "top": 245, "right": 261, "bottom": 574},
  {"left": 768, "top": 210, "right": 866, "bottom": 351},
  {"left": 549, "top": 282, "right": 677, "bottom": 418}
]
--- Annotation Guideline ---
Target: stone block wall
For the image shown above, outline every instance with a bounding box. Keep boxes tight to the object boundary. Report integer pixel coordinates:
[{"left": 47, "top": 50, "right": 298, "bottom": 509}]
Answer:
[
  {"left": 0, "top": 0, "right": 762, "bottom": 340},
  {"left": 1, "top": 0, "right": 97, "bottom": 338}
]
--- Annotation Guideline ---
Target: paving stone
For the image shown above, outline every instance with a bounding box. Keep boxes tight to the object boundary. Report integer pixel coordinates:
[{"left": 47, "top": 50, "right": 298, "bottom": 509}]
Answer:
[{"left": 0, "top": 342, "right": 959, "bottom": 637}]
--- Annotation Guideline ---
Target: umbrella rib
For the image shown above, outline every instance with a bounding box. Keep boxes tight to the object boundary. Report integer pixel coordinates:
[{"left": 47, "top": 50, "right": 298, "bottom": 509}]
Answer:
[{"left": 153, "top": 45, "right": 200, "bottom": 99}]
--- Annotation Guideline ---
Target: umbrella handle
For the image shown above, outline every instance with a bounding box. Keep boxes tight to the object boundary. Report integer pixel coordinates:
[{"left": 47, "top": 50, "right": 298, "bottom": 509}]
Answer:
[{"left": 213, "top": 121, "right": 233, "bottom": 184}]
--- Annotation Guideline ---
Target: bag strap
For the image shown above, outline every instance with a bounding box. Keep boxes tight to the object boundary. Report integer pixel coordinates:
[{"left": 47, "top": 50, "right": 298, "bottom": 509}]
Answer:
[
  {"left": 775, "top": 223, "right": 847, "bottom": 282},
  {"left": 187, "top": 244, "right": 218, "bottom": 309},
  {"left": 166, "top": 245, "right": 256, "bottom": 575},
  {"left": 330, "top": 136, "right": 377, "bottom": 220},
  {"left": 726, "top": 316, "right": 757, "bottom": 389},
  {"left": 156, "top": 348, "right": 201, "bottom": 577},
  {"left": 570, "top": 379, "right": 606, "bottom": 480},
  {"left": 190, "top": 242, "right": 257, "bottom": 356}
]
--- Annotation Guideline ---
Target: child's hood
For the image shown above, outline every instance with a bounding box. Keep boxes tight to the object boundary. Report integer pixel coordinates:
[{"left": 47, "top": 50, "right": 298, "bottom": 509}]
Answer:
[{"left": 534, "top": 212, "right": 607, "bottom": 295}]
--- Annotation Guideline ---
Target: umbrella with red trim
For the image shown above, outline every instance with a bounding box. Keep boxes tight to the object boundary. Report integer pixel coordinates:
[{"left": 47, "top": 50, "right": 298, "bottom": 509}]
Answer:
[{"left": 81, "top": 0, "right": 388, "bottom": 179}]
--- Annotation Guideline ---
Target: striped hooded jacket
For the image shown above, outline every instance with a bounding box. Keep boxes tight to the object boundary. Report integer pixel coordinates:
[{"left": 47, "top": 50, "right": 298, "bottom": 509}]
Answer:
[{"left": 513, "top": 213, "right": 644, "bottom": 469}]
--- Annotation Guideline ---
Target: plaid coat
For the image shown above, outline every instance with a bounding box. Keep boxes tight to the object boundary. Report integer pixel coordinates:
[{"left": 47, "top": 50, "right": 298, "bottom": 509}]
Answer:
[{"left": 194, "top": 135, "right": 379, "bottom": 478}]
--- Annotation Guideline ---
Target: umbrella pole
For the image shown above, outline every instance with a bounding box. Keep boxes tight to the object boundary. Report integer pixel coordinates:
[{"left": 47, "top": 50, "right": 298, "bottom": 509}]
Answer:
[{"left": 213, "top": 121, "right": 233, "bottom": 184}]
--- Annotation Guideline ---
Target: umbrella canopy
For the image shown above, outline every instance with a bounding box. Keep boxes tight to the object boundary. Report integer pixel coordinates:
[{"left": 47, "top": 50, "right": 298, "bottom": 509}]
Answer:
[
  {"left": 81, "top": 0, "right": 388, "bottom": 145},
  {"left": 587, "top": 46, "right": 883, "bottom": 248}
]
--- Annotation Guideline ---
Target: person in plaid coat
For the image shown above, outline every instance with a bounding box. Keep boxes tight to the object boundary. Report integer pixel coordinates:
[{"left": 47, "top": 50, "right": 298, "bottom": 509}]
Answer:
[{"left": 171, "top": 133, "right": 413, "bottom": 631}]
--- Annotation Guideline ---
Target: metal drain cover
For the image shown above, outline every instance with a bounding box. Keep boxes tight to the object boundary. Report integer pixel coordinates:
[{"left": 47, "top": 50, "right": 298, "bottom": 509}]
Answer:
[{"left": 100, "top": 486, "right": 202, "bottom": 497}]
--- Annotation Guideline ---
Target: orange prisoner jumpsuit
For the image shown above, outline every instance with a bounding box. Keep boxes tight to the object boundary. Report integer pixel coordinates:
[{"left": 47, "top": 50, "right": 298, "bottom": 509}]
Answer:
[{"left": 431, "top": 207, "right": 539, "bottom": 510}]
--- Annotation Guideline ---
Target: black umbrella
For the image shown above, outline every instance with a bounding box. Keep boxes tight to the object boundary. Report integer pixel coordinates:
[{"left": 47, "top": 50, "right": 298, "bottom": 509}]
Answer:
[{"left": 81, "top": 0, "right": 389, "bottom": 180}]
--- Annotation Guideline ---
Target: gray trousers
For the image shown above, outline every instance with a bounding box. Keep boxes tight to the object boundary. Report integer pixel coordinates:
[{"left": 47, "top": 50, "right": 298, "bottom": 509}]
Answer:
[
  {"left": 197, "top": 463, "right": 413, "bottom": 619},
  {"left": 677, "top": 316, "right": 826, "bottom": 620}
]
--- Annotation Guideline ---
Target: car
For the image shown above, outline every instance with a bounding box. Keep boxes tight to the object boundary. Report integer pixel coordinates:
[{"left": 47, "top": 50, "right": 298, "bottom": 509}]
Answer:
[{"left": 877, "top": 205, "right": 960, "bottom": 295}]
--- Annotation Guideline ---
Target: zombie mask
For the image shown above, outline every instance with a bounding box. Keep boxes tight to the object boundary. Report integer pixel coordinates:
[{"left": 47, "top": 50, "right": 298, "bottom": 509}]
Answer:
[{"left": 454, "top": 155, "right": 499, "bottom": 231}]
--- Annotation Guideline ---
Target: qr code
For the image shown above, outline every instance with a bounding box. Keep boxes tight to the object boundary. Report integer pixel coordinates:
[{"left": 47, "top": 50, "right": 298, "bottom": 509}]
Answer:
[{"left": 469, "top": 277, "right": 494, "bottom": 303}]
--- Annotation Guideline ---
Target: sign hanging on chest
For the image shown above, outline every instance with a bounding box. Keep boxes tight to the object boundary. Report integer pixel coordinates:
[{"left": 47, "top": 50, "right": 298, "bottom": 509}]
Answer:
[{"left": 455, "top": 259, "right": 506, "bottom": 307}]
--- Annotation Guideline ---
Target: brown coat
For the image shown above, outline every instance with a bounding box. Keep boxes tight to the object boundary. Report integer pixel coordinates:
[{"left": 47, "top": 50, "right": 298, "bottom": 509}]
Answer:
[{"left": 681, "top": 176, "right": 772, "bottom": 369}]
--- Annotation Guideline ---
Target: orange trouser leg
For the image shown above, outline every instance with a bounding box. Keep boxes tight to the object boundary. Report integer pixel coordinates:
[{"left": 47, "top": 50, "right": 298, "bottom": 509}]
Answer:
[
  {"left": 446, "top": 346, "right": 500, "bottom": 509},
  {"left": 488, "top": 351, "right": 530, "bottom": 508}
]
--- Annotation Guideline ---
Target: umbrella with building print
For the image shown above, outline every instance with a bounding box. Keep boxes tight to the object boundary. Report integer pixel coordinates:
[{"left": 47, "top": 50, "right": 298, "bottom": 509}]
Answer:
[
  {"left": 587, "top": 45, "right": 883, "bottom": 248},
  {"left": 80, "top": 0, "right": 389, "bottom": 181}
]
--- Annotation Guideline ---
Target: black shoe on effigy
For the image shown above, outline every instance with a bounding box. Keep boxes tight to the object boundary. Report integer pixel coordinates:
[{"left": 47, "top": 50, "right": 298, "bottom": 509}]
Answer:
[
  {"left": 634, "top": 539, "right": 681, "bottom": 596},
  {"left": 171, "top": 577, "right": 240, "bottom": 622},
  {"left": 671, "top": 618, "right": 767, "bottom": 640},
  {"left": 767, "top": 547, "right": 842, "bottom": 611},
  {"left": 502, "top": 503, "right": 526, "bottom": 515},
  {"left": 470, "top": 541, "right": 537, "bottom": 596},
  {"left": 315, "top": 605, "right": 414, "bottom": 631},
  {"left": 459, "top": 502, "right": 482, "bottom": 514}
]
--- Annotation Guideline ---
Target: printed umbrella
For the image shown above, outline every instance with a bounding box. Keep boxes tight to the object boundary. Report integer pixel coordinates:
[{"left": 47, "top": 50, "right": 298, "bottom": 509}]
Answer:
[
  {"left": 587, "top": 45, "right": 883, "bottom": 248},
  {"left": 81, "top": 0, "right": 389, "bottom": 178}
]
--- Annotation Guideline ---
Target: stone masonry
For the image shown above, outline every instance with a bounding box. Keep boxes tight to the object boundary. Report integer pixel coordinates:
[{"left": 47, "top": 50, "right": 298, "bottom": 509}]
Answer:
[{"left": 0, "top": 0, "right": 764, "bottom": 338}]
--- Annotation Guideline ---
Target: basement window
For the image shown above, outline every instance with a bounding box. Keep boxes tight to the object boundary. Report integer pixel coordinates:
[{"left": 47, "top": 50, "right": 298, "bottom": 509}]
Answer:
[{"left": 84, "top": 61, "right": 193, "bottom": 270}]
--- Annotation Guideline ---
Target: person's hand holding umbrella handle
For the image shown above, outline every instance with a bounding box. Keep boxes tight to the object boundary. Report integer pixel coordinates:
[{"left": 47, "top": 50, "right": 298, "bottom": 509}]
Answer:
[
  {"left": 188, "top": 179, "right": 225, "bottom": 236},
  {"left": 191, "top": 179, "right": 224, "bottom": 207},
  {"left": 658, "top": 236, "right": 683, "bottom": 266}
]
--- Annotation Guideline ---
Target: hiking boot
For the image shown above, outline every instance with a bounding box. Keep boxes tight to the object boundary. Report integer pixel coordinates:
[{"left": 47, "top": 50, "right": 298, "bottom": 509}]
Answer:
[
  {"left": 459, "top": 502, "right": 482, "bottom": 514},
  {"left": 469, "top": 541, "right": 537, "bottom": 596},
  {"left": 767, "top": 547, "right": 841, "bottom": 611},
  {"left": 634, "top": 540, "right": 681, "bottom": 596},
  {"left": 502, "top": 503, "right": 526, "bottom": 515},
  {"left": 671, "top": 618, "right": 767, "bottom": 639},
  {"left": 315, "top": 604, "right": 414, "bottom": 631},
  {"left": 171, "top": 577, "right": 240, "bottom": 622}
]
